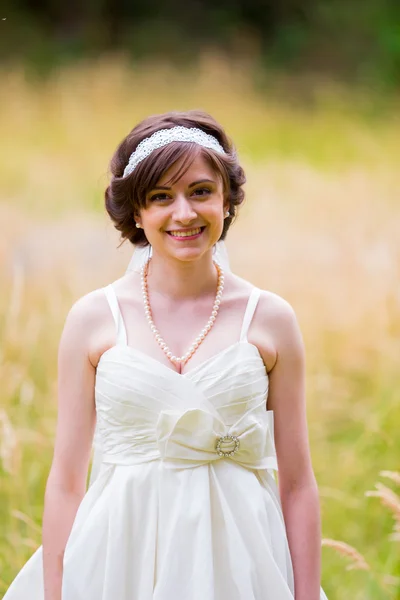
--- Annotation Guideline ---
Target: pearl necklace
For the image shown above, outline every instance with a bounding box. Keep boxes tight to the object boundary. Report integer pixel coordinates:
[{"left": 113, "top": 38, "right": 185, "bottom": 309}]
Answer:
[{"left": 140, "top": 258, "right": 224, "bottom": 367}]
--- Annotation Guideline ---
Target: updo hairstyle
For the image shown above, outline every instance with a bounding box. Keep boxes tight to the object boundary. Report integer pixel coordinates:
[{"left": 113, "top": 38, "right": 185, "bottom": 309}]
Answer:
[{"left": 105, "top": 110, "right": 246, "bottom": 247}]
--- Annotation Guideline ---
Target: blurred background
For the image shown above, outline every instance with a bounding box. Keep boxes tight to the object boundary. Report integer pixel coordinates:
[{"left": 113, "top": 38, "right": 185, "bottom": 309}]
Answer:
[{"left": 1, "top": 2, "right": 400, "bottom": 598}]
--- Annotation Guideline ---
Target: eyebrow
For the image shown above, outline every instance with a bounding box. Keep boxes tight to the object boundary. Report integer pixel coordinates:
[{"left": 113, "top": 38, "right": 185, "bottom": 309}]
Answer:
[{"left": 151, "top": 179, "right": 216, "bottom": 191}]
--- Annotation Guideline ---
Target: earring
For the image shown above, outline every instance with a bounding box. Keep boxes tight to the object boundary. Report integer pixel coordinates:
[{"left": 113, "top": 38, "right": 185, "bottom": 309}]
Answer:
[
  {"left": 225, "top": 210, "right": 230, "bottom": 218},
  {"left": 135, "top": 222, "right": 141, "bottom": 228}
]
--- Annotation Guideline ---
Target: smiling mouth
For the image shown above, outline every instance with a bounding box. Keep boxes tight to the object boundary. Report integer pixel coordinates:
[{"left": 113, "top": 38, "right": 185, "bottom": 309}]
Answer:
[{"left": 166, "top": 226, "right": 205, "bottom": 239}]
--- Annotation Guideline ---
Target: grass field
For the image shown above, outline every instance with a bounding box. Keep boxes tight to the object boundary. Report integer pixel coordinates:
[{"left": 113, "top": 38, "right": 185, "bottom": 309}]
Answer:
[{"left": 1, "top": 55, "right": 399, "bottom": 599}]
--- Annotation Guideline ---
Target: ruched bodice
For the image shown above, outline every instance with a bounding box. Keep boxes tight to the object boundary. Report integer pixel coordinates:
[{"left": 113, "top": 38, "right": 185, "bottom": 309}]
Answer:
[
  {"left": 3, "top": 284, "right": 329, "bottom": 600},
  {"left": 94, "top": 341, "right": 277, "bottom": 471}
]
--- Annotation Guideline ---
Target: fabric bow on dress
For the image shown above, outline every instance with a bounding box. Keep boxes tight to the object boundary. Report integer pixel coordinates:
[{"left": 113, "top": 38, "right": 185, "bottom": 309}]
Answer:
[{"left": 156, "top": 407, "right": 278, "bottom": 471}]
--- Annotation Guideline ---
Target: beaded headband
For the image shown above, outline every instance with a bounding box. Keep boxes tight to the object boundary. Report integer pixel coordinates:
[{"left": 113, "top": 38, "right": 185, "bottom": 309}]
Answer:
[{"left": 123, "top": 126, "right": 226, "bottom": 178}]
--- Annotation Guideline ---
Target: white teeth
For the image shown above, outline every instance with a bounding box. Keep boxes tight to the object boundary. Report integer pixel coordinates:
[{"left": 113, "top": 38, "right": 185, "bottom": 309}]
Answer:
[{"left": 168, "top": 228, "right": 202, "bottom": 237}]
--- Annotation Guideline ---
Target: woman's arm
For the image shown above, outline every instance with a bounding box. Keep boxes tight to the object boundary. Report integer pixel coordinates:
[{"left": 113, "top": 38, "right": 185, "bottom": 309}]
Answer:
[
  {"left": 259, "top": 294, "right": 322, "bottom": 600},
  {"left": 42, "top": 294, "right": 98, "bottom": 600}
]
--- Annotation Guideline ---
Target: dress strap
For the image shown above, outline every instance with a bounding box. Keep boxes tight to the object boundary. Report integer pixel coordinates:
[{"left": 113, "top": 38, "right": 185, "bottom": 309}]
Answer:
[
  {"left": 240, "top": 287, "right": 261, "bottom": 342},
  {"left": 103, "top": 284, "right": 128, "bottom": 346}
]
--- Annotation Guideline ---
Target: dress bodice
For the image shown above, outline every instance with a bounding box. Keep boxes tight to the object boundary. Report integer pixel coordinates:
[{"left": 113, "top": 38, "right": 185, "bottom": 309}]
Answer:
[{"left": 91, "top": 285, "right": 278, "bottom": 480}]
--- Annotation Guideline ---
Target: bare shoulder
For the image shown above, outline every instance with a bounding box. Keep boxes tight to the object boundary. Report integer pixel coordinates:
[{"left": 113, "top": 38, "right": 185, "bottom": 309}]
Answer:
[
  {"left": 61, "top": 286, "right": 115, "bottom": 367},
  {"left": 257, "top": 289, "right": 299, "bottom": 330},
  {"left": 229, "top": 274, "right": 303, "bottom": 372},
  {"left": 256, "top": 289, "right": 305, "bottom": 370},
  {"left": 65, "top": 287, "right": 109, "bottom": 332},
  {"left": 227, "top": 273, "right": 298, "bottom": 325}
]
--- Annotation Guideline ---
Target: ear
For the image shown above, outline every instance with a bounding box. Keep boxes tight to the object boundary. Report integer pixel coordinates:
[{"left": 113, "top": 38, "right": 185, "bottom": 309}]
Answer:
[{"left": 222, "top": 187, "right": 231, "bottom": 211}]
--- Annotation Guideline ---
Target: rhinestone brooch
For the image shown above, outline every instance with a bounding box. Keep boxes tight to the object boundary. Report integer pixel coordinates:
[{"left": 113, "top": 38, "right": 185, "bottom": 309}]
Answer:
[{"left": 216, "top": 435, "right": 240, "bottom": 458}]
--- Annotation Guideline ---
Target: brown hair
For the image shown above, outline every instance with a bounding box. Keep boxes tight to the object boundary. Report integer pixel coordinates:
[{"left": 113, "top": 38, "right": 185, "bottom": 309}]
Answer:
[{"left": 105, "top": 110, "right": 246, "bottom": 247}]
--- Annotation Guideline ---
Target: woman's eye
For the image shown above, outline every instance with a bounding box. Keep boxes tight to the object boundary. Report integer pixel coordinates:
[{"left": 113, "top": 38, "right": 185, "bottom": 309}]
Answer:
[
  {"left": 193, "top": 187, "right": 211, "bottom": 196},
  {"left": 150, "top": 193, "right": 170, "bottom": 201}
]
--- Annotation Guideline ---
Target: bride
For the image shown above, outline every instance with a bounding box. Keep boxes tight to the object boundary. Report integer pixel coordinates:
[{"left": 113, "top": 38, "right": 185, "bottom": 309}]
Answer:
[{"left": 4, "top": 110, "right": 328, "bottom": 600}]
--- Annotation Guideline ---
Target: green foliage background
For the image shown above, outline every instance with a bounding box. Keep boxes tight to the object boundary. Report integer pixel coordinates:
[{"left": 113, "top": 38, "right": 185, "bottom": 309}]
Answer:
[{"left": 1, "top": 0, "right": 400, "bottom": 86}]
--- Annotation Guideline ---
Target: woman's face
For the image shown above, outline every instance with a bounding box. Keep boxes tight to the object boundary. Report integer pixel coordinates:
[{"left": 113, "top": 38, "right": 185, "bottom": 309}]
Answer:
[{"left": 138, "top": 153, "right": 228, "bottom": 263}]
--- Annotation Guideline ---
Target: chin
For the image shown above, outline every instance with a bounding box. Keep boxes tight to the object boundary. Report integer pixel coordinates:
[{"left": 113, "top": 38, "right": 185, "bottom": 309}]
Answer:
[
  {"left": 171, "top": 249, "right": 208, "bottom": 262},
  {"left": 167, "top": 244, "right": 216, "bottom": 263}
]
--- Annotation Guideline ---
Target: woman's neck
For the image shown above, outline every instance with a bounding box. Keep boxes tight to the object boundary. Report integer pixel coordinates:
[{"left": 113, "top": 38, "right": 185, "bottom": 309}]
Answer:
[{"left": 146, "top": 252, "right": 219, "bottom": 301}]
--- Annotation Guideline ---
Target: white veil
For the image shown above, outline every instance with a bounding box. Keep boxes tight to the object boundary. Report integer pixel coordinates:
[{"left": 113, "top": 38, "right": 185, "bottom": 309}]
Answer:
[{"left": 88, "top": 240, "right": 231, "bottom": 488}]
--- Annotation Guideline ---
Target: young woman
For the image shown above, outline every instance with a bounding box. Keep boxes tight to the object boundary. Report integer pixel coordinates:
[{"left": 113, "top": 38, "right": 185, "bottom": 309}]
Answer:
[{"left": 4, "top": 110, "right": 328, "bottom": 599}]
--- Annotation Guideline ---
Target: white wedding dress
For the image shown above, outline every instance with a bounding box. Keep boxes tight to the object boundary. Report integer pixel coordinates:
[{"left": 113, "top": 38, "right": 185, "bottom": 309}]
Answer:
[{"left": 4, "top": 284, "right": 329, "bottom": 599}]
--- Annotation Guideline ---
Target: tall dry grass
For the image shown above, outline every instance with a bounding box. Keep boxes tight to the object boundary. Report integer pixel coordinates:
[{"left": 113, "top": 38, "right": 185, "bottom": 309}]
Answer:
[{"left": 1, "top": 55, "right": 400, "bottom": 599}]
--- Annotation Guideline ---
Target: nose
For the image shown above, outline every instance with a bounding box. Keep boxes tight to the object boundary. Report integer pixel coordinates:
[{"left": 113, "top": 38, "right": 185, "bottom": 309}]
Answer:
[{"left": 172, "top": 194, "right": 198, "bottom": 224}]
